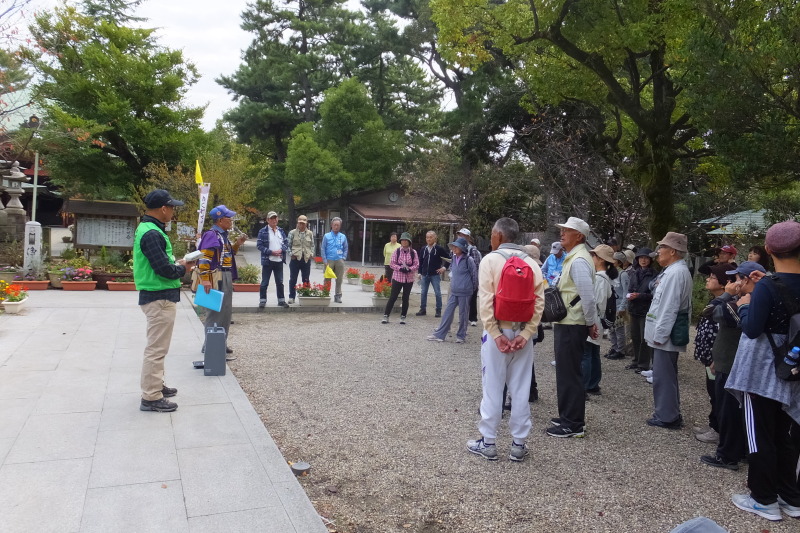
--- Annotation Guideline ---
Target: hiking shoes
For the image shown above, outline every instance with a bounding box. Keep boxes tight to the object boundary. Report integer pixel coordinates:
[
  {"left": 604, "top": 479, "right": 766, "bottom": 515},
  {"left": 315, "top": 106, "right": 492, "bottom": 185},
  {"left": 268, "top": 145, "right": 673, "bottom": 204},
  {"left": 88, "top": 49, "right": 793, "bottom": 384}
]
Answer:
[
  {"left": 399, "top": 315, "right": 406, "bottom": 324},
  {"left": 695, "top": 429, "right": 720, "bottom": 444},
  {"left": 415, "top": 309, "right": 426, "bottom": 316},
  {"left": 161, "top": 386, "right": 177, "bottom": 398},
  {"left": 509, "top": 442, "right": 529, "bottom": 462},
  {"left": 647, "top": 416, "right": 683, "bottom": 430},
  {"left": 546, "top": 425, "right": 585, "bottom": 438},
  {"left": 381, "top": 315, "right": 389, "bottom": 324},
  {"left": 731, "top": 494, "right": 782, "bottom": 521},
  {"left": 700, "top": 455, "right": 739, "bottom": 471},
  {"left": 466, "top": 437, "right": 498, "bottom": 461},
  {"left": 140, "top": 398, "right": 178, "bottom": 412}
]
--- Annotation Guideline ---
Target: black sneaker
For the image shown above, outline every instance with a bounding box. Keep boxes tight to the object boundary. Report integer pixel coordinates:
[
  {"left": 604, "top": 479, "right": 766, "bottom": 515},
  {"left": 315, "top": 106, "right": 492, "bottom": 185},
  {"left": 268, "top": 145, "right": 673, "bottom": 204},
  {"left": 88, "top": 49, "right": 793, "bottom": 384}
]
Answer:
[
  {"left": 546, "top": 425, "right": 585, "bottom": 438},
  {"left": 435, "top": 310, "right": 441, "bottom": 318},
  {"left": 586, "top": 387, "right": 601, "bottom": 395},
  {"left": 226, "top": 347, "right": 234, "bottom": 354},
  {"left": 603, "top": 350, "right": 618, "bottom": 359},
  {"left": 549, "top": 418, "right": 586, "bottom": 430},
  {"left": 140, "top": 398, "right": 178, "bottom": 412},
  {"left": 161, "top": 386, "right": 177, "bottom": 398},
  {"left": 700, "top": 455, "right": 739, "bottom": 471},
  {"left": 607, "top": 352, "right": 625, "bottom": 360},
  {"left": 646, "top": 416, "right": 683, "bottom": 430},
  {"left": 625, "top": 363, "right": 639, "bottom": 370},
  {"left": 416, "top": 309, "right": 426, "bottom": 316}
]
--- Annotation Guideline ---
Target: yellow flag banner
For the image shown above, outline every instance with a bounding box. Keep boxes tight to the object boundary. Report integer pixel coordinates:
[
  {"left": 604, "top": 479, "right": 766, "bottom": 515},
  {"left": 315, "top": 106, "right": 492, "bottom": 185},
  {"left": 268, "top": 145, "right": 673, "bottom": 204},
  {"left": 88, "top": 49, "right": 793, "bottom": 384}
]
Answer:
[{"left": 195, "top": 160, "right": 203, "bottom": 184}]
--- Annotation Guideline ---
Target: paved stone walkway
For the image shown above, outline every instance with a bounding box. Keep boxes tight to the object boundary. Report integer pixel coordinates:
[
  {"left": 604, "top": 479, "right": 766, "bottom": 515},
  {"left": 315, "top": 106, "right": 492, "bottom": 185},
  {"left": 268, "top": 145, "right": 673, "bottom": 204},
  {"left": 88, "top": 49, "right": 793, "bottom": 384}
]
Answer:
[{"left": 0, "top": 288, "right": 327, "bottom": 533}]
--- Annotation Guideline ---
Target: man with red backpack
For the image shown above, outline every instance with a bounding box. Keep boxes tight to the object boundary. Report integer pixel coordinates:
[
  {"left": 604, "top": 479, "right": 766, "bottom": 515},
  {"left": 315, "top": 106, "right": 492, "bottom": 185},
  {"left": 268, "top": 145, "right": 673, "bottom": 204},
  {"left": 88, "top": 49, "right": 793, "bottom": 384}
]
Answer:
[{"left": 466, "top": 217, "right": 544, "bottom": 462}]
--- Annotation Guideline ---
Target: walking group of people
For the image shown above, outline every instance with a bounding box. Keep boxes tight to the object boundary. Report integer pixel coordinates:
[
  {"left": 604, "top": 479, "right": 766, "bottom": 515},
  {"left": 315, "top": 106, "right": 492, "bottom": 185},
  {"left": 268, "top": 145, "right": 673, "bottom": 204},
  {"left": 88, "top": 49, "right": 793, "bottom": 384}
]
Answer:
[{"left": 131, "top": 188, "right": 800, "bottom": 523}]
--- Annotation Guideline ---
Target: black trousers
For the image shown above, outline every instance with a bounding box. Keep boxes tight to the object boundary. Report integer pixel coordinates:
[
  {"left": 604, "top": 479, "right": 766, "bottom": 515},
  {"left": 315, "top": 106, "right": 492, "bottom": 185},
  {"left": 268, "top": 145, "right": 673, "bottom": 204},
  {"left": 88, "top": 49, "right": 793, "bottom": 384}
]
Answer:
[
  {"left": 714, "top": 371, "right": 746, "bottom": 462},
  {"left": 554, "top": 324, "right": 587, "bottom": 428},
  {"left": 288, "top": 258, "right": 311, "bottom": 299},
  {"left": 468, "top": 289, "right": 478, "bottom": 322},
  {"left": 384, "top": 281, "right": 413, "bottom": 317},
  {"left": 742, "top": 392, "right": 800, "bottom": 506},
  {"left": 705, "top": 371, "right": 718, "bottom": 432}
]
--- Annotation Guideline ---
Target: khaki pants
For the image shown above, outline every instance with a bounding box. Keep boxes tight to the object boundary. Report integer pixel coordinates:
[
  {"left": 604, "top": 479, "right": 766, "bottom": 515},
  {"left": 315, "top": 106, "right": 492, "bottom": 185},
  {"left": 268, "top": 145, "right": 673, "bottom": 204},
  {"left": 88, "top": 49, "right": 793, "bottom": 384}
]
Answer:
[
  {"left": 323, "top": 259, "right": 345, "bottom": 297},
  {"left": 140, "top": 300, "right": 177, "bottom": 401}
]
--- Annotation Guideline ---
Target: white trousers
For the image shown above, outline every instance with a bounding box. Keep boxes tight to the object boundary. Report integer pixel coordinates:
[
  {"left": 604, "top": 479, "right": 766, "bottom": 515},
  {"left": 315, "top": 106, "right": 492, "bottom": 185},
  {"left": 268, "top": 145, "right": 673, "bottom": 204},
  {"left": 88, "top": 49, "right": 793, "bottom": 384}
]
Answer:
[{"left": 478, "top": 328, "right": 534, "bottom": 443}]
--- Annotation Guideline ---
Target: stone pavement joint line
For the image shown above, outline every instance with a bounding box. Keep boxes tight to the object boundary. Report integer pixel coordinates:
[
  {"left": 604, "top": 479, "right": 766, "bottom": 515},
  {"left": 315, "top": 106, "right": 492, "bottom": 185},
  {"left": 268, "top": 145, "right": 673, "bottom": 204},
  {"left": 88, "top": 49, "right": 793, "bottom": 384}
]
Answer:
[{"left": 0, "top": 288, "right": 327, "bottom": 533}]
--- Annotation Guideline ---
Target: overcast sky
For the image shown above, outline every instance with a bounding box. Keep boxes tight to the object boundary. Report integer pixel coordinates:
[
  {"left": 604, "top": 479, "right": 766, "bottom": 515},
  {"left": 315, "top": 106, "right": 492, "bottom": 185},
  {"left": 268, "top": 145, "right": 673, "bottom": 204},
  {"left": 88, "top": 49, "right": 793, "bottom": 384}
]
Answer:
[{"left": 28, "top": 0, "right": 255, "bottom": 130}]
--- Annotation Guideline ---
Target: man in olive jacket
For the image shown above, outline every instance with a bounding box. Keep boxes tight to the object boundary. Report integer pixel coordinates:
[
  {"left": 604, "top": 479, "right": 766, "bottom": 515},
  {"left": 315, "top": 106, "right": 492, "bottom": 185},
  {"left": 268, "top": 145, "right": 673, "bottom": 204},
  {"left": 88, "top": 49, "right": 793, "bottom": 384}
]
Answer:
[{"left": 133, "top": 189, "right": 195, "bottom": 413}]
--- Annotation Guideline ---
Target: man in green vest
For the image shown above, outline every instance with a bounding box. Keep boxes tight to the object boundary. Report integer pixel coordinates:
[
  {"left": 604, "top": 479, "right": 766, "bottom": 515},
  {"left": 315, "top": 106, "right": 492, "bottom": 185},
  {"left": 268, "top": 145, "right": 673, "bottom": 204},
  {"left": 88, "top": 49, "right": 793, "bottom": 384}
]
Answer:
[
  {"left": 547, "top": 217, "right": 598, "bottom": 438},
  {"left": 133, "top": 189, "right": 195, "bottom": 412}
]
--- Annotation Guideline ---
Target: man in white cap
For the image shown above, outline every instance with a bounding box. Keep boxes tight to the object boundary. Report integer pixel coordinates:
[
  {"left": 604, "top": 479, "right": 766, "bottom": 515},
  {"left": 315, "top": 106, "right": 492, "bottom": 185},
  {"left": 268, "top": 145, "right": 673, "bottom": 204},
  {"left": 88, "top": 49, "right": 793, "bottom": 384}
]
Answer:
[
  {"left": 457, "top": 228, "right": 482, "bottom": 326},
  {"left": 541, "top": 241, "right": 565, "bottom": 288},
  {"left": 257, "top": 211, "right": 289, "bottom": 308},
  {"left": 547, "top": 217, "right": 597, "bottom": 438},
  {"left": 644, "top": 231, "right": 693, "bottom": 430}
]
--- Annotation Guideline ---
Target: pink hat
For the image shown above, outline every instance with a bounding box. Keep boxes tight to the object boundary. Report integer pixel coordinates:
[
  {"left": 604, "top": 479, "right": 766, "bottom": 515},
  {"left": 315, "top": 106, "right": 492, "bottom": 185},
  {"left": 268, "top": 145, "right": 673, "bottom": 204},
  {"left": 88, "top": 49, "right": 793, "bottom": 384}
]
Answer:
[
  {"left": 719, "top": 244, "right": 738, "bottom": 255},
  {"left": 765, "top": 220, "right": 800, "bottom": 254}
]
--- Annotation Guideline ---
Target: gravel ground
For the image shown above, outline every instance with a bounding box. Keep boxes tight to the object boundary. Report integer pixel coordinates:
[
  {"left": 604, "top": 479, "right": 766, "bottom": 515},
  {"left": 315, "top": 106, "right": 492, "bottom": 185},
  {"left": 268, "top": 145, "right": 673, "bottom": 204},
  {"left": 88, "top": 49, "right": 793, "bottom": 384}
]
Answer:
[{"left": 228, "top": 313, "right": 798, "bottom": 533}]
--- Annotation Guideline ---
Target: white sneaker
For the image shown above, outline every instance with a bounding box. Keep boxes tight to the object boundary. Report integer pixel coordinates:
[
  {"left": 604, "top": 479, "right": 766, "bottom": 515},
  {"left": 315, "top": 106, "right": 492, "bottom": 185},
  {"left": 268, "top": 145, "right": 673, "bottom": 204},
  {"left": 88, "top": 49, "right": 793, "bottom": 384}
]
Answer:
[
  {"left": 640, "top": 370, "right": 653, "bottom": 378},
  {"left": 731, "top": 493, "right": 782, "bottom": 521},
  {"left": 646, "top": 376, "right": 653, "bottom": 384},
  {"left": 426, "top": 335, "right": 444, "bottom": 342},
  {"left": 455, "top": 338, "right": 465, "bottom": 344},
  {"left": 777, "top": 496, "right": 800, "bottom": 518},
  {"left": 550, "top": 360, "right": 556, "bottom": 366},
  {"left": 287, "top": 298, "right": 295, "bottom": 304},
  {"left": 470, "top": 321, "right": 477, "bottom": 327}
]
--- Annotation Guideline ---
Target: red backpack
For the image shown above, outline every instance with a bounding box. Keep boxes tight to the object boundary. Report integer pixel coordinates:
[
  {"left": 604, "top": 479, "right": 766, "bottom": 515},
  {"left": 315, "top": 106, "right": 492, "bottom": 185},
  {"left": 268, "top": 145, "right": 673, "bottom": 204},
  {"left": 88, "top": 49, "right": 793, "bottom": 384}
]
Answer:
[{"left": 493, "top": 250, "right": 537, "bottom": 322}]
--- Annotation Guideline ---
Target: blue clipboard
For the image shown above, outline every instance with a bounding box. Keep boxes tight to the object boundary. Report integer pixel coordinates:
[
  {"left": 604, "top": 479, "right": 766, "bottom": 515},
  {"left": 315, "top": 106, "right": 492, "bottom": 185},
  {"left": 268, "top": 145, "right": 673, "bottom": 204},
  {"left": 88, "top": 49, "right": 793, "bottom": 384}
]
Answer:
[{"left": 194, "top": 288, "right": 224, "bottom": 312}]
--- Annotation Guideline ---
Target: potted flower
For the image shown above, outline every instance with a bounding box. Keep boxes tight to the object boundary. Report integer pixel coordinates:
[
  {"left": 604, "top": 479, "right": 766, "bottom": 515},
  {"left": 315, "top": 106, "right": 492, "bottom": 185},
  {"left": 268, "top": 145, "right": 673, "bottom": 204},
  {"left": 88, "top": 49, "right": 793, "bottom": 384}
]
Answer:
[
  {"left": 91, "top": 247, "right": 132, "bottom": 289},
  {"left": 14, "top": 268, "right": 50, "bottom": 290},
  {"left": 314, "top": 256, "right": 324, "bottom": 270},
  {"left": 0, "top": 265, "right": 20, "bottom": 283},
  {"left": 1, "top": 283, "right": 29, "bottom": 314},
  {"left": 61, "top": 267, "right": 97, "bottom": 290},
  {"left": 346, "top": 267, "right": 360, "bottom": 285},
  {"left": 106, "top": 276, "right": 137, "bottom": 291},
  {"left": 372, "top": 279, "right": 392, "bottom": 307},
  {"left": 50, "top": 256, "right": 90, "bottom": 289},
  {"left": 232, "top": 264, "right": 261, "bottom": 292},
  {"left": 295, "top": 282, "right": 331, "bottom": 306},
  {"left": 360, "top": 271, "right": 375, "bottom": 292}
]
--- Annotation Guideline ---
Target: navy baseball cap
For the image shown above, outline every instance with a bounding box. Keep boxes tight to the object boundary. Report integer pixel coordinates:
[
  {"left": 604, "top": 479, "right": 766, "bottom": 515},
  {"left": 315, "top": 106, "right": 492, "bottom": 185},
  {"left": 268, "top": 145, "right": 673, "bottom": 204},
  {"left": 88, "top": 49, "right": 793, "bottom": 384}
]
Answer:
[
  {"left": 209, "top": 205, "right": 236, "bottom": 221},
  {"left": 144, "top": 189, "right": 184, "bottom": 209},
  {"left": 726, "top": 261, "right": 766, "bottom": 277}
]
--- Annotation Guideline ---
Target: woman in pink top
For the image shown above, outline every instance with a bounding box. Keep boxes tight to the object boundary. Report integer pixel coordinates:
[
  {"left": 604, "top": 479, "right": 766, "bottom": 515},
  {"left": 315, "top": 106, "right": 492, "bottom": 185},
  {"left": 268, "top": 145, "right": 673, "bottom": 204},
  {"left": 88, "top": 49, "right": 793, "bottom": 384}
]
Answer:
[{"left": 381, "top": 232, "right": 419, "bottom": 324}]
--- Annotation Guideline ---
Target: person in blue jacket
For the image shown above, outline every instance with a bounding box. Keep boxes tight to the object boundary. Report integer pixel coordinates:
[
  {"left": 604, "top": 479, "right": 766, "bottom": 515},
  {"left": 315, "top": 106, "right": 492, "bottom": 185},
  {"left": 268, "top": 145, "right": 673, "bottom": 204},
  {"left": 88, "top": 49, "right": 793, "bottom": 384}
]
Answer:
[{"left": 321, "top": 217, "right": 348, "bottom": 303}]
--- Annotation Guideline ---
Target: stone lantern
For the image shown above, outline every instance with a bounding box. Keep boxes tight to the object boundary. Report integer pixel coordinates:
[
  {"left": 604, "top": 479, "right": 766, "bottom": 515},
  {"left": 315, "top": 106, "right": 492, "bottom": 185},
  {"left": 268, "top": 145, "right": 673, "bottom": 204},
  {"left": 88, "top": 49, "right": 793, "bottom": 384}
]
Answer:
[{"left": 0, "top": 161, "right": 29, "bottom": 239}]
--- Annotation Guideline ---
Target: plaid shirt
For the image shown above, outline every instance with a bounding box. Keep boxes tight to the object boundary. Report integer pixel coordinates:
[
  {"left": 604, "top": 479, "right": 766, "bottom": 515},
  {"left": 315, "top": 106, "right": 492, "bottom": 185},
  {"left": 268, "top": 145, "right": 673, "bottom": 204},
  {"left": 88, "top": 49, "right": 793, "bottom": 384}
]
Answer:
[
  {"left": 137, "top": 215, "right": 186, "bottom": 305},
  {"left": 389, "top": 246, "right": 419, "bottom": 284}
]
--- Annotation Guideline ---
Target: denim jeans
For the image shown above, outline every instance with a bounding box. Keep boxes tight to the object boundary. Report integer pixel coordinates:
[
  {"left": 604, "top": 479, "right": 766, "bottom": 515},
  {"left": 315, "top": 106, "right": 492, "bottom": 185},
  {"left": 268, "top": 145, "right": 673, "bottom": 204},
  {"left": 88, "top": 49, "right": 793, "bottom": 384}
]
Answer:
[
  {"left": 288, "top": 258, "right": 311, "bottom": 299},
  {"left": 581, "top": 341, "right": 602, "bottom": 391},
  {"left": 419, "top": 273, "right": 442, "bottom": 312},
  {"left": 259, "top": 261, "right": 285, "bottom": 302}
]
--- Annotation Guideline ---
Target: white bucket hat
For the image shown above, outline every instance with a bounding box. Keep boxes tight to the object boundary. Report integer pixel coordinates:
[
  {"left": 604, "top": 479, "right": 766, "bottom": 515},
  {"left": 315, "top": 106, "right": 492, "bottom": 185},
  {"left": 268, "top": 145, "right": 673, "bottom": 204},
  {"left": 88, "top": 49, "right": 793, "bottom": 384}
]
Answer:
[{"left": 556, "top": 217, "right": 590, "bottom": 237}]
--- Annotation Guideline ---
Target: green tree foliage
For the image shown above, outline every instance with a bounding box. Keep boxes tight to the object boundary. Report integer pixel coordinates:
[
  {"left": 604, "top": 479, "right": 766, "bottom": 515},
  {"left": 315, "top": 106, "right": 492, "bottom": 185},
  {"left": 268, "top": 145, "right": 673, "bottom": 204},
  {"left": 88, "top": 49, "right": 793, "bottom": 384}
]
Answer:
[
  {"left": 432, "top": 0, "right": 708, "bottom": 240},
  {"left": 22, "top": 0, "right": 208, "bottom": 197},
  {"left": 680, "top": 0, "right": 800, "bottom": 188},
  {"left": 220, "top": 0, "right": 442, "bottom": 216},
  {"left": 285, "top": 78, "right": 403, "bottom": 202}
]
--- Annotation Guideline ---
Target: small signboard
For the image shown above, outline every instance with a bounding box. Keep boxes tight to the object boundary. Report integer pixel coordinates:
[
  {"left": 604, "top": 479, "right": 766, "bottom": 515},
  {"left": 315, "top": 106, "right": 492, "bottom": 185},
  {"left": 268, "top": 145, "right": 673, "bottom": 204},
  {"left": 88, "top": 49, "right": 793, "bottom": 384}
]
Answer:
[{"left": 62, "top": 200, "right": 140, "bottom": 251}]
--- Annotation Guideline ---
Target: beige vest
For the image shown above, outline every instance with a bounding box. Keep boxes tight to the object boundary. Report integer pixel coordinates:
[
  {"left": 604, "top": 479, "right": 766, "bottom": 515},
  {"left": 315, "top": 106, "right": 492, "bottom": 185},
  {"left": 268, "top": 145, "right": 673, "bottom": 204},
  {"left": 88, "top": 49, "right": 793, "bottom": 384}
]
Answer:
[
  {"left": 289, "top": 229, "right": 314, "bottom": 262},
  {"left": 557, "top": 243, "right": 595, "bottom": 325}
]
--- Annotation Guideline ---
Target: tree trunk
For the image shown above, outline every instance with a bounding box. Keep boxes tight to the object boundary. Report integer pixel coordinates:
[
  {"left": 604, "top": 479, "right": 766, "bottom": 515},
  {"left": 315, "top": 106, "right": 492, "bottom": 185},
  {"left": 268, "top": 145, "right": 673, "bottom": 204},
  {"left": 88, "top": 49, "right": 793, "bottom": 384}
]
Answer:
[{"left": 638, "top": 143, "right": 676, "bottom": 244}]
